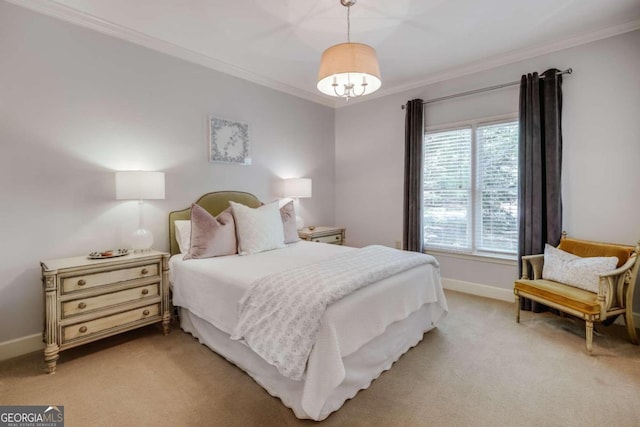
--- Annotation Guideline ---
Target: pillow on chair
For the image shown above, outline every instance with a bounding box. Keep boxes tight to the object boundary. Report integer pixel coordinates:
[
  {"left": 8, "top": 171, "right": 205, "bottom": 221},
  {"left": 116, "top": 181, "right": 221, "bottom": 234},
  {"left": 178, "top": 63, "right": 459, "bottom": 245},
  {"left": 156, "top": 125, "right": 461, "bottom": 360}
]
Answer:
[{"left": 542, "top": 244, "right": 618, "bottom": 293}]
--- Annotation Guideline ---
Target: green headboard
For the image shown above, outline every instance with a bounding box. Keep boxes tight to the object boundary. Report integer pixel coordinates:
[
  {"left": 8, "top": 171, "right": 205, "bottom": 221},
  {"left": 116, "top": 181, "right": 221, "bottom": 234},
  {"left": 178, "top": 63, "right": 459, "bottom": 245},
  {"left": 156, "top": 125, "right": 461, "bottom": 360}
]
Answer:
[{"left": 168, "top": 191, "right": 261, "bottom": 256}]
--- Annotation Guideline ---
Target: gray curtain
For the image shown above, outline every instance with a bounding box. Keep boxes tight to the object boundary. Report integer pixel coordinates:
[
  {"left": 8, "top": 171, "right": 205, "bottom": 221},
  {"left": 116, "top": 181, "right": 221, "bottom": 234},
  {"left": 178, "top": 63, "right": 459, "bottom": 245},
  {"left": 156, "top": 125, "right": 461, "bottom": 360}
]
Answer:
[
  {"left": 403, "top": 99, "right": 424, "bottom": 253},
  {"left": 518, "top": 69, "right": 563, "bottom": 311}
]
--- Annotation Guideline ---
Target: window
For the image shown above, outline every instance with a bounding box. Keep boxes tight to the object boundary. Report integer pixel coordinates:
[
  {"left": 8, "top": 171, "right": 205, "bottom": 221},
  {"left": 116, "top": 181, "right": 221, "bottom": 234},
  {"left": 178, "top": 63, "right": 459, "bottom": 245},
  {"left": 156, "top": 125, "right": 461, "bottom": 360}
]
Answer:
[{"left": 423, "top": 118, "right": 518, "bottom": 257}]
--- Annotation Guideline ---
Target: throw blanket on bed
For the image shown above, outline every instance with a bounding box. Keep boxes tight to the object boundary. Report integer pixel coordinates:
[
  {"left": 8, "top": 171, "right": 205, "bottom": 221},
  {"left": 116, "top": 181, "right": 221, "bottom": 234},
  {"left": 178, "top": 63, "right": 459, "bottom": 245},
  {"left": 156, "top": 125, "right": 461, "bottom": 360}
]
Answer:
[{"left": 231, "top": 245, "right": 438, "bottom": 381}]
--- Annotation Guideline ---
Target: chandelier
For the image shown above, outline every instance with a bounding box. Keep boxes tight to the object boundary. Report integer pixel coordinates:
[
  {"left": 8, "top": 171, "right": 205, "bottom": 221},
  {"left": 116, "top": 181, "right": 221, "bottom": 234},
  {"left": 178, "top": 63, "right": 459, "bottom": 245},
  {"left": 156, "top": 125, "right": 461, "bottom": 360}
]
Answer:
[{"left": 316, "top": 0, "right": 382, "bottom": 100}]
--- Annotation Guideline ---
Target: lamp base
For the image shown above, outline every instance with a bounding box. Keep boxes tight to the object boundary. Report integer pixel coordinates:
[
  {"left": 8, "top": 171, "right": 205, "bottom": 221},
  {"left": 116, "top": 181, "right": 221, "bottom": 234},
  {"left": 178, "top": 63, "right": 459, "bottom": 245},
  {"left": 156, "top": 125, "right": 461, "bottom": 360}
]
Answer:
[
  {"left": 295, "top": 215, "right": 305, "bottom": 230},
  {"left": 130, "top": 228, "right": 154, "bottom": 252}
]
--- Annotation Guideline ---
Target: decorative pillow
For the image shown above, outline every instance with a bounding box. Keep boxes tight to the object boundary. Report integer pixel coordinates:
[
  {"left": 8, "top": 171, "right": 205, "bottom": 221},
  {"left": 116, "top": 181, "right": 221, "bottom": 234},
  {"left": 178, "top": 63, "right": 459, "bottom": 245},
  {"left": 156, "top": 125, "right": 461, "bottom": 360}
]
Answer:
[
  {"left": 183, "top": 204, "right": 237, "bottom": 260},
  {"left": 230, "top": 201, "right": 286, "bottom": 255},
  {"left": 279, "top": 200, "right": 300, "bottom": 244},
  {"left": 174, "top": 220, "right": 192, "bottom": 254},
  {"left": 542, "top": 244, "right": 618, "bottom": 293}
]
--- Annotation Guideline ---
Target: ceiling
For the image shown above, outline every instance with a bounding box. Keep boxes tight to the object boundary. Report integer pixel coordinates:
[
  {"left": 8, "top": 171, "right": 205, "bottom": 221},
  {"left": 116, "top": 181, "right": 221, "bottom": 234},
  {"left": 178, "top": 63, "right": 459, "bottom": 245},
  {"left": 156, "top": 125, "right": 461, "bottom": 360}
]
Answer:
[{"left": 12, "top": 0, "right": 640, "bottom": 107}]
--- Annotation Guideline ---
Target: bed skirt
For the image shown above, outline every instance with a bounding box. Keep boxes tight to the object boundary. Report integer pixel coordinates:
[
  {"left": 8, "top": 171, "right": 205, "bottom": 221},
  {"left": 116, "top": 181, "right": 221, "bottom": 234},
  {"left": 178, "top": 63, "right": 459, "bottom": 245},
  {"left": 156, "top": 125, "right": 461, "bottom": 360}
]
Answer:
[{"left": 179, "top": 301, "right": 446, "bottom": 420}]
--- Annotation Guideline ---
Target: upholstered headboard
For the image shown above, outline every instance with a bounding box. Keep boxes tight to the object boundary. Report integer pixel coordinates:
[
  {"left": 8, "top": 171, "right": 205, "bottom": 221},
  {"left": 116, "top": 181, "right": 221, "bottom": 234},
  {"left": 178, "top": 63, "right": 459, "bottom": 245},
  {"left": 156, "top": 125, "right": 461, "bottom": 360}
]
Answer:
[{"left": 168, "top": 191, "right": 262, "bottom": 256}]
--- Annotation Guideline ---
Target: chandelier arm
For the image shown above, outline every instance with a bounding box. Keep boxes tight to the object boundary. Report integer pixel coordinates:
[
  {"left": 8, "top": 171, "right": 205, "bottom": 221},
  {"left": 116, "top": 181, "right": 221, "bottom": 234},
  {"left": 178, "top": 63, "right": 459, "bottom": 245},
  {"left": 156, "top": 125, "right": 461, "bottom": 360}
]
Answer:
[
  {"left": 352, "top": 82, "right": 367, "bottom": 97},
  {"left": 333, "top": 81, "right": 361, "bottom": 99}
]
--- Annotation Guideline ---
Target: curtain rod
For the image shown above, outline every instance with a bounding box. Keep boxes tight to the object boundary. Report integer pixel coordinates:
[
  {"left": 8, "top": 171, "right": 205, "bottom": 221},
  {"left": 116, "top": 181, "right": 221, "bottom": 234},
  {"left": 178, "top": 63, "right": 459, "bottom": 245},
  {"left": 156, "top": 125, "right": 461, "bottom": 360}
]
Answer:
[{"left": 400, "top": 68, "right": 572, "bottom": 109}]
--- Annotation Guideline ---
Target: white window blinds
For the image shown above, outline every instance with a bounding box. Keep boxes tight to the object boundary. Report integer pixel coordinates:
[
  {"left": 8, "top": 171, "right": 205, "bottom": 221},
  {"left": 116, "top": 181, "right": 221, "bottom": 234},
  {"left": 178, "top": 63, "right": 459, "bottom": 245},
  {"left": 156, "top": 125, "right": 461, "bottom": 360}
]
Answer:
[
  {"left": 424, "top": 119, "right": 518, "bottom": 257},
  {"left": 424, "top": 128, "right": 472, "bottom": 252},
  {"left": 476, "top": 121, "right": 519, "bottom": 254}
]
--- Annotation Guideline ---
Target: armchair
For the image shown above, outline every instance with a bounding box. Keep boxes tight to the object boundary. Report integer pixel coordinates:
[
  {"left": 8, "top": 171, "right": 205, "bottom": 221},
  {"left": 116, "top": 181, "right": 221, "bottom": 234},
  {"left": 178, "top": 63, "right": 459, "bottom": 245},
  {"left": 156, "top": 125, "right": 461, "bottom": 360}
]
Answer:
[{"left": 514, "top": 232, "right": 640, "bottom": 353}]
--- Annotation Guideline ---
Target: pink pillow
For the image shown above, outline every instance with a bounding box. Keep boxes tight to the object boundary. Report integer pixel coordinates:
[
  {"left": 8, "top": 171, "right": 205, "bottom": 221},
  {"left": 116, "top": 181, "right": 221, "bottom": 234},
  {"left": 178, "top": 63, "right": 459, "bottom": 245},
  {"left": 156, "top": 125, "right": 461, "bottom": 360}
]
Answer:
[
  {"left": 183, "top": 204, "right": 237, "bottom": 259},
  {"left": 280, "top": 200, "right": 300, "bottom": 244}
]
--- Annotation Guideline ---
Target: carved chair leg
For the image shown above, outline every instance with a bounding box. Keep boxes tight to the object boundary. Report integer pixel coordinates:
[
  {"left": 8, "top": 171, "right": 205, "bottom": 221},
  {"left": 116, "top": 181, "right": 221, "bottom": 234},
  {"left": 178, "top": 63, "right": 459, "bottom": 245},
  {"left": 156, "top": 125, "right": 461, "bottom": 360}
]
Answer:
[
  {"left": 623, "top": 310, "right": 639, "bottom": 345},
  {"left": 585, "top": 321, "right": 594, "bottom": 354},
  {"left": 515, "top": 295, "right": 520, "bottom": 323}
]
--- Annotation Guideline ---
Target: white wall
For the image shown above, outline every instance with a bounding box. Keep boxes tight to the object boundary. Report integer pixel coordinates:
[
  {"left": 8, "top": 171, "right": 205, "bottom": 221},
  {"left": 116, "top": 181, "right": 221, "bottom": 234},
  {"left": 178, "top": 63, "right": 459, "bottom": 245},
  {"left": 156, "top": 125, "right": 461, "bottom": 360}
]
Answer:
[
  {"left": 1, "top": 1, "right": 638, "bottom": 347},
  {"left": 336, "top": 30, "right": 640, "bottom": 300},
  {"left": 0, "top": 2, "right": 335, "bottom": 343}
]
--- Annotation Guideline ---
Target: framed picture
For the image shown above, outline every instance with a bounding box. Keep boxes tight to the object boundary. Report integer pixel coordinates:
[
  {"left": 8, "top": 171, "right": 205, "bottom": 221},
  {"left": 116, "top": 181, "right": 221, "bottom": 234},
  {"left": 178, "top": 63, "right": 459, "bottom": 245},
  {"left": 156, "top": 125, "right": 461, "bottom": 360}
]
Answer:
[{"left": 209, "top": 115, "right": 251, "bottom": 165}]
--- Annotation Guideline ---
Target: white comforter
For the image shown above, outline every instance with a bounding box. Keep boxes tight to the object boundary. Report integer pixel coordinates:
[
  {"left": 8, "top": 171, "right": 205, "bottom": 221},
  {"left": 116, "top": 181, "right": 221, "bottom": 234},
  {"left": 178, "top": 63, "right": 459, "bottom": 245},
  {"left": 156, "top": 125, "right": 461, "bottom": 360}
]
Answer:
[
  {"left": 231, "top": 245, "right": 438, "bottom": 380},
  {"left": 170, "top": 241, "right": 447, "bottom": 419}
]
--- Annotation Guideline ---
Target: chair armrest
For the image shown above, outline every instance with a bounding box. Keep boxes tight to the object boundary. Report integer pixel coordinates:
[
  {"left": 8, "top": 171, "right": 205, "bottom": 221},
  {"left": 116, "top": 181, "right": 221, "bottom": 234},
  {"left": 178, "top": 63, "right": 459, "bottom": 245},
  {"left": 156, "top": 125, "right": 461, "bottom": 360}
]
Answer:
[
  {"left": 597, "top": 256, "right": 637, "bottom": 314},
  {"left": 521, "top": 254, "right": 544, "bottom": 280},
  {"left": 598, "top": 256, "right": 636, "bottom": 279}
]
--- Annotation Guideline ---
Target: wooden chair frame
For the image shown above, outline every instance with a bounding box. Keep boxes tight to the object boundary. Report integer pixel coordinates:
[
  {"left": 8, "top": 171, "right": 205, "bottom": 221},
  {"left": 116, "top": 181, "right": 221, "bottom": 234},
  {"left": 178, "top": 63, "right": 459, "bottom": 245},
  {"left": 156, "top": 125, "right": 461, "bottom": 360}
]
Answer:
[{"left": 514, "top": 232, "right": 640, "bottom": 353}]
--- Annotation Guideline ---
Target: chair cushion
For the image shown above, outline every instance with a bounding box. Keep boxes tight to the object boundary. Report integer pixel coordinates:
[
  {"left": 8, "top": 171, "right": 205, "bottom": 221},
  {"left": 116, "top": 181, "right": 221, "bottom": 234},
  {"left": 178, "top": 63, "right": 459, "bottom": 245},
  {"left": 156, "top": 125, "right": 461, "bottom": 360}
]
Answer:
[
  {"left": 558, "top": 238, "right": 633, "bottom": 268},
  {"left": 514, "top": 279, "right": 600, "bottom": 315}
]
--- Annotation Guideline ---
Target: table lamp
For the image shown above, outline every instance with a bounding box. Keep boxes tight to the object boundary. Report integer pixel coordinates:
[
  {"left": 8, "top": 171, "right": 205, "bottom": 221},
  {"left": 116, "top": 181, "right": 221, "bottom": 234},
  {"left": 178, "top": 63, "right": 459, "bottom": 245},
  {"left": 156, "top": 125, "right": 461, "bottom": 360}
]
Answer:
[{"left": 115, "top": 171, "right": 165, "bottom": 252}]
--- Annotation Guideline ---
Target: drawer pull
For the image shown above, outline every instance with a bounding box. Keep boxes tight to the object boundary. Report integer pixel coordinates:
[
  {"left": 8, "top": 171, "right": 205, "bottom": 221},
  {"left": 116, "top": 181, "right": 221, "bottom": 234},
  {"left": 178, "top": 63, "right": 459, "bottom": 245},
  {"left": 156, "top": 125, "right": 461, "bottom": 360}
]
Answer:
[
  {"left": 79, "top": 326, "right": 87, "bottom": 333},
  {"left": 141, "top": 288, "right": 149, "bottom": 295},
  {"left": 141, "top": 268, "right": 148, "bottom": 275},
  {"left": 78, "top": 302, "right": 87, "bottom": 309},
  {"left": 143, "top": 309, "right": 150, "bottom": 316},
  {"left": 77, "top": 279, "right": 86, "bottom": 286},
  {"left": 335, "top": 236, "right": 340, "bottom": 240}
]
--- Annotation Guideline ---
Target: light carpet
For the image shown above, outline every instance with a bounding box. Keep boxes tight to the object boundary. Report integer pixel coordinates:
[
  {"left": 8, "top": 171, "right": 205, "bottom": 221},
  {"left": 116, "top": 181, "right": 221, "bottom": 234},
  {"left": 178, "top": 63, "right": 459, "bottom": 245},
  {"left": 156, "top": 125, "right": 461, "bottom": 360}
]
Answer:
[{"left": 1, "top": 290, "right": 639, "bottom": 426}]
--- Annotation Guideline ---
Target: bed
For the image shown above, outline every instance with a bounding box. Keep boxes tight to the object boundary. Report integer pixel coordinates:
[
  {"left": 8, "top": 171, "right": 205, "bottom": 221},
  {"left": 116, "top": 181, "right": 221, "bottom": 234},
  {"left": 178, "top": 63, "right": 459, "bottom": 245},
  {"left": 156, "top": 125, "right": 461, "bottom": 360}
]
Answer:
[{"left": 168, "top": 191, "right": 448, "bottom": 420}]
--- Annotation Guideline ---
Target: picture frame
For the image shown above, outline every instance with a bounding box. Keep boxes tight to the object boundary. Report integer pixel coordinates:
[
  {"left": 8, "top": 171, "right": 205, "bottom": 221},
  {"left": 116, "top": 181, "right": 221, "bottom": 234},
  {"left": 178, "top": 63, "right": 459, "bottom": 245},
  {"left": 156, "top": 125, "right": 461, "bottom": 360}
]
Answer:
[{"left": 208, "top": 115, "right": 251, "bottom": 165}]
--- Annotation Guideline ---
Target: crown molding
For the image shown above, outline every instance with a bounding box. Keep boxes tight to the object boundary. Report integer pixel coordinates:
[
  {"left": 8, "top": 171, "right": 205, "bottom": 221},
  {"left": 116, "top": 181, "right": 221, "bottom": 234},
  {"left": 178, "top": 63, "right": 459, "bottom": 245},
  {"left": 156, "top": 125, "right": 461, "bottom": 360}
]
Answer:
[
  {"left": 6, "top": 0, "right": 335, "bottom": 108},
  {"left": 8, "top": 0, "right": 638, "bottom": 110},
  {"left": 336, "top": 19, "right": 640, "bottom": 108}
]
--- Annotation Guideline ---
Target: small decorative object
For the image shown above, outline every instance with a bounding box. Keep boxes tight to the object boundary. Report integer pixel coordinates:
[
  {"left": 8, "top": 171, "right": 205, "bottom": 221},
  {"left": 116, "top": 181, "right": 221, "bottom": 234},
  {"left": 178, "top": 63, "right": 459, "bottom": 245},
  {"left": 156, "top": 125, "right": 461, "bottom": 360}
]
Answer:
[
  {"left": 88, "top": 248, "right": 130, "bottom": 259},
  {"left": 308, "top": 226, "right": 316, "bottom": 231},
  {"left": 115, "top": 171, "right": 165, "bottom": 252},
  {"left": 209, "top": 115, "right": 251, "bottom": 165},
  {"left": 283, "top": 178, "right": 312, "bottom": 230}
]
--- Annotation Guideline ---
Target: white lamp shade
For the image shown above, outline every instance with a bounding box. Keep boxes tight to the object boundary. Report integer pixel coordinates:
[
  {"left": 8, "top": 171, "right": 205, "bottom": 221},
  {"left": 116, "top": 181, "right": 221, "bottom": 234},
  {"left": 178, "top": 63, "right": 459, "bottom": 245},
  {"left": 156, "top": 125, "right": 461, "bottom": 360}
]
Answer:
[
  {"left": 115, "top": 171, "right": 165, "bottom": 200},
  {"left": 317, "top": 43, "right": 382, "bottom": 97},
  {"left": 283, "top": 178, "right": 312, "bottom": 198}
]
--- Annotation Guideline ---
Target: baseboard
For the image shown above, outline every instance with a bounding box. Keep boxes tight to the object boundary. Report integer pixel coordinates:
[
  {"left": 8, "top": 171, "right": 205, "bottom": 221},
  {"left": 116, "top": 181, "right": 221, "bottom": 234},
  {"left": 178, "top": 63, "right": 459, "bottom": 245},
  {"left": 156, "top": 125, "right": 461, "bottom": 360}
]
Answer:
[
  {"left": 0, "top": 333, "right": 44, "bottom": 362},
  {"left": 441, "top": 277, "right": 514, "bottom": 302},
  {"left": 441, "top": 277, "right": 640, "bottom": 326}
]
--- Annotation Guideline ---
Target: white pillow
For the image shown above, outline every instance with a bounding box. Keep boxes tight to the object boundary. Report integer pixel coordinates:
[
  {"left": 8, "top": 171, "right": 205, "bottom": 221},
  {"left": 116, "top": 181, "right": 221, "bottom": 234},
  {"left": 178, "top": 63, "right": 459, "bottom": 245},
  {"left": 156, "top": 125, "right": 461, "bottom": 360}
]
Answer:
[
  {"left": 229, "top": 201, "right": 286, "bottom": 255},
  {"left": 174, "top": 220, "right": 192, "bottom": 254},
  {"left": 542, "top": 244, "right": 618, "bottom": 293}
]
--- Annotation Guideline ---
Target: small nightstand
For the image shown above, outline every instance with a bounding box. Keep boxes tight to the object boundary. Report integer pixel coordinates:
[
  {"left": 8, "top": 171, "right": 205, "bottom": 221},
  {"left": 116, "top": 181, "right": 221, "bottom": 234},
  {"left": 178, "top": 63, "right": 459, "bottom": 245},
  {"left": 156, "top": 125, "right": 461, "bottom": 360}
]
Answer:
[
  {"left": 40, "top": 250, "right": 170, "bottom": 374},
  {"left": 298, "top": 226, "right": 346, "bottom": 245}
]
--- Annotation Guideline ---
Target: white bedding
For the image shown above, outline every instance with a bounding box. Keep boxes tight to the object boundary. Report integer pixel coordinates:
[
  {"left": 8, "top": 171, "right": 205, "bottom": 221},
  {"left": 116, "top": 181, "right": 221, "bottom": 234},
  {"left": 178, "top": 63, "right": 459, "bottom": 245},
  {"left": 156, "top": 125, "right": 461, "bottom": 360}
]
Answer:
[
  {"left": 233, "top": 245, "right": 439, "bottom": 381},
  {"left": 170, "top": 241, "right": 448, "bottom": 420},
  {"left": 171, "top": 241, "right": 353, "bottom": 334}
]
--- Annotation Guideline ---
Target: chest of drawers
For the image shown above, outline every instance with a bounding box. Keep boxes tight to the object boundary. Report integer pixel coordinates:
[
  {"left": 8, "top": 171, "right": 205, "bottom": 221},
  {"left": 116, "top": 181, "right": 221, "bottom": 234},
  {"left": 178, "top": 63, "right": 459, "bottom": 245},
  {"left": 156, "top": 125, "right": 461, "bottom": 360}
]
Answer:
[
  {"left": 40, "top": 250, "right": 170, "bottom": 374},
  {"left": 298, "top": 226, "right": 346, "bottom": 245}
]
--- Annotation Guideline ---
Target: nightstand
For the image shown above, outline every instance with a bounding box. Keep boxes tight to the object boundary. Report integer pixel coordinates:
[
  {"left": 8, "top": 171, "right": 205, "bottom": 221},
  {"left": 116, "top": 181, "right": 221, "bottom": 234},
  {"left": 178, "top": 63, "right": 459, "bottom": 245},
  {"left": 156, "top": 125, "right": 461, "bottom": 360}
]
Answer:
[
  {"left": 40, "top": 250, "right": 170, "bottom": 374},
  {"left": 298, "top": 226, "right": 346, "bottom": 245}
]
